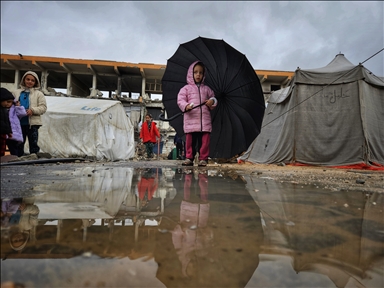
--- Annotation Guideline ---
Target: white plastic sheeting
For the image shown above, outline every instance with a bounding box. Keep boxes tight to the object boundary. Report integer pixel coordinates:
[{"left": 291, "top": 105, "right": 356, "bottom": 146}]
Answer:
[{"left": 39, "top": 97, "right": 135, "bottom": 161}]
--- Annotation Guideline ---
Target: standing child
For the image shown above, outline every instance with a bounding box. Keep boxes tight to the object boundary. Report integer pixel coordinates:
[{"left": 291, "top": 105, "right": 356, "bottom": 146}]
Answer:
[
  {"left": 177, "top": 61, "right": 217, "bottom": 167},
  {"left": 0, "top": 88, "right": 14, "bottom": 156},
  {"left": 12, "top": 71, "right": 47, "bottom": 156},
  {"left": 140, "top": 113, "right": 160, "bottom": 160},
  {"left": 3, "top": 90, "right": 27, "bottom": 156}
]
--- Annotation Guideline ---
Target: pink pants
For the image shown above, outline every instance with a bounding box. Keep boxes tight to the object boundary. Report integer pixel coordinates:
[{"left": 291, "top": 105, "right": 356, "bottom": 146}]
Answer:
[
  {"left": 185, "top": 132, "right": 210, "bottom": 161},
  {"left": 183, "top": 173, "right": 208, "bottom": 202}
]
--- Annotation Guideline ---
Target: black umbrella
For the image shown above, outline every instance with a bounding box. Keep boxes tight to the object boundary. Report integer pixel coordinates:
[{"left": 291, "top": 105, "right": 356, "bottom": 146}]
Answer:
[{"left": 161, "top": 36, "right": 265, "bottom": 159}]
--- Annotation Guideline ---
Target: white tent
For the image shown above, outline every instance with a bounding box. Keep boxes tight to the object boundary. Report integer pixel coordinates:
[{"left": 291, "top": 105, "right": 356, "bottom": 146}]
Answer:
[
  {"left": 242, "top": 54, "right": 384, "bottom": 167},
  {"left": 39, "top": 96, "right": 135, "bottom": 161}
]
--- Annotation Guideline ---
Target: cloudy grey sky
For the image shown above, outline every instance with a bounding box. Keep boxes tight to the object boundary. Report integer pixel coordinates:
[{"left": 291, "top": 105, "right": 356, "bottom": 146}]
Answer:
[{"left": 1, "top": 1, "right": 383, "bottom": 76}]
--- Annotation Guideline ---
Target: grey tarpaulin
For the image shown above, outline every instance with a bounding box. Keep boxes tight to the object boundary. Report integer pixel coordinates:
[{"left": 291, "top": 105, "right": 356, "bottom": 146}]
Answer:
[{"left": 242, "top": 53, "right": 384, "bottom": 166}]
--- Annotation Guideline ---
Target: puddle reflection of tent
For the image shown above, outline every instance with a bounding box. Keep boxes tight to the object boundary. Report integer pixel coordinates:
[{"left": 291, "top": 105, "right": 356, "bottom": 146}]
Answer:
[
  {"left": 245, "top": 176, "right": 384, "bottom": 287},
  {"left": 31, "top": 167, "right": 176, "bottom": 244},
  {"left": 34, "top": 167, "right": 134, "bottom": 219},
  {"left": 241, "top": 54, "right": 384, "bottom": 168}
]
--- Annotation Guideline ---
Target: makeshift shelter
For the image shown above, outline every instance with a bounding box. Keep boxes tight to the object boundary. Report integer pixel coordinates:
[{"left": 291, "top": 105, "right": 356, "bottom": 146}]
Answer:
[
  {"left": 242, "top": 54, "right": 384, "bottom": 167},
  {"left": 38, "top": 96, "right": 135, "bottom": 161}
]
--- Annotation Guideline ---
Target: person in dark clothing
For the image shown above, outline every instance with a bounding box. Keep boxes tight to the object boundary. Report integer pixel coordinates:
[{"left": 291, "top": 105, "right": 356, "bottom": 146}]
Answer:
[
  {"left": 174, "top": 133, "right": 185, "bottom": 160},
  {"left": 0, "top": 88, "right": 14, "bottom": 156}
]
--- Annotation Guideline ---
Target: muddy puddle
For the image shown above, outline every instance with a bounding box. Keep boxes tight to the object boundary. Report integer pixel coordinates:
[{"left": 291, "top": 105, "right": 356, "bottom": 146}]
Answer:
[{"left": 1, "top": 166, "right": 383, "bottom": 287}]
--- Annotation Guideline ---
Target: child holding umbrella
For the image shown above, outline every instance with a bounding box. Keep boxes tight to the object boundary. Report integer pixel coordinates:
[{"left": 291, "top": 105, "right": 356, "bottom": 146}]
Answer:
[{"left": 177, "top": 61, "right": 217, "bottom": 167}]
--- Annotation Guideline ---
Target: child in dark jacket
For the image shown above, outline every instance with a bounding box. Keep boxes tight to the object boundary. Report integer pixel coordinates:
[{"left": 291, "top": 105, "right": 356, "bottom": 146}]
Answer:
[{"left": 0, "top": 88, "right": 14, "bottom": 156}]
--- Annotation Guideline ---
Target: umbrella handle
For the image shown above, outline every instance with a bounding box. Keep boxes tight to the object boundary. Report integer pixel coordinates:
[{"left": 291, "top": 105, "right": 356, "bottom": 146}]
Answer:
[{"left": 158, "top": 102, "right": 205, "bottom": 122}]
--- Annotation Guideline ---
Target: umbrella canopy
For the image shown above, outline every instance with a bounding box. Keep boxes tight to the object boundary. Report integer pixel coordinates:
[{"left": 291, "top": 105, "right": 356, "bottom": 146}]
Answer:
[{"left": 161, "top": 36, "right": 265, "bottom": 159}]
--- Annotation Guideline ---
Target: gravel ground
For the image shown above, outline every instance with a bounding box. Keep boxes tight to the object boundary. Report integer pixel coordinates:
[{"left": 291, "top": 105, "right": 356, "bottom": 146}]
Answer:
[{"left": 221, "top": 161, "right": 384, "bottom": 193}]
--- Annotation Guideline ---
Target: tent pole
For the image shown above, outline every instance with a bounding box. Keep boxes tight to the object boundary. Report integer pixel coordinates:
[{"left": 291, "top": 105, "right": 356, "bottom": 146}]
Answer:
[{"left": 157, "top": 140, "right": 160, "bottom": 160}]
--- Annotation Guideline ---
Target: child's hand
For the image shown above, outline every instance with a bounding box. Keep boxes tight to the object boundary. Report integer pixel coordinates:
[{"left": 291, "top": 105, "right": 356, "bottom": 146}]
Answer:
[
  {"left": 15, "top": 101, "right": 20, "bottom": 106},
  {"left": 205, "top": 99, "right": 214, "bottom": 107},
  {"left": 7, "top": 133, "right": 13, "bottom": 138},
  {"left": 185, "top": 104, "right": 193, "bottom": 111}
]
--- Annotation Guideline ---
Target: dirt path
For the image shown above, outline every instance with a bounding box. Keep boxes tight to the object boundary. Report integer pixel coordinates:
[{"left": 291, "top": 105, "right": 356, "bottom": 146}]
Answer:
[{"left": 219, "top": 161, "right": 383, "bottom": 193}]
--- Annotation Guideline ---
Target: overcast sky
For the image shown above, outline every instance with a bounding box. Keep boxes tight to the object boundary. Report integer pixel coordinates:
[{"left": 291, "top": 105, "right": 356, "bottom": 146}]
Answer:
[{"left": 1, "top": 1, "right": 383, "bottom": 76}]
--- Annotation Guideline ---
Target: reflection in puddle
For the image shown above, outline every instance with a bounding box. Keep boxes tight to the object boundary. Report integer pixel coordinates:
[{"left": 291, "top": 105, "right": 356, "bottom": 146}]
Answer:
[{"left": 1, "top": 167, "right": 383, "bottom": 287}]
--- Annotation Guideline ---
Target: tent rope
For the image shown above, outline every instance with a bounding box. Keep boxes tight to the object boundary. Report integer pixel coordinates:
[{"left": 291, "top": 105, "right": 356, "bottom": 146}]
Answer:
[
  {"left": 360, "top": 48, "right": 384, "bottom": 65},
  {"left": 262, "top": 48, "right": 384, "bottom": 129}
]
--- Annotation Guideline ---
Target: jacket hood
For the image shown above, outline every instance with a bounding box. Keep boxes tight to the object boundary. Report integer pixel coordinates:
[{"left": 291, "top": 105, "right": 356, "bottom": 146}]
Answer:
[
  {"left": 0, "top": 87, "right": 15, "bottom": 101},
  {"left": 186, "top": 61, "right": 206, "bottom": 85},
  {"left": 19, "top": 71, "right": 41, "bottom": 89},
  {"left": 9, "top": 231, "right": 29, "bottom": 251}
]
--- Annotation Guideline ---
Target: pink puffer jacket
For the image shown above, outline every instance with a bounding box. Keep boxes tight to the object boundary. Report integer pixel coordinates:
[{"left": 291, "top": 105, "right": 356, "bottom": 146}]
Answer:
[{"left": 177, "top": 61, "right": 217, "bottom": 133}]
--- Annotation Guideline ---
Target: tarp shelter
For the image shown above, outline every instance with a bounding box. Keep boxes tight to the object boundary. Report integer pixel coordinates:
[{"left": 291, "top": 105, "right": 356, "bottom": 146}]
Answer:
[
  {"left": 242, "top": 54, "right": 384, "bottom": 167},
  {"left": 38, "top": 96, "right": 135, "bottom": 161}
]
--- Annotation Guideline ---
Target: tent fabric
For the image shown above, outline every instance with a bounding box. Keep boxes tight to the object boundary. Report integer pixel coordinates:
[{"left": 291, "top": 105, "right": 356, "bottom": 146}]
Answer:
[
  {"left": 243, "top": 54, "right": 384, "bottom": 167},
  {"left": 38, "top": 96, "right": 135, "bottom": 161}
]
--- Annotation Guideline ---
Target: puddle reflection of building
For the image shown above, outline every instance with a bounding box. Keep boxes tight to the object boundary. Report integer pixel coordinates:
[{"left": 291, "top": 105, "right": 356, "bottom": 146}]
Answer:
[
  {"left": 19, "top": 167, "right": 176, "bottom": 244},
  {"left": 155, "top": 169, "right": 263, "bottom": 288},
  {"left": 244, "top": 176, "right": 384, "bottom": 287},
  {"left": 0, "top": 168, "right": 181, "bottom": 265}
]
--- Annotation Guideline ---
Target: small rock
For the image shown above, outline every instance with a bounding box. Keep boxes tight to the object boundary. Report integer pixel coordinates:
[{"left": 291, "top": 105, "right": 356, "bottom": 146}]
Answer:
[
  {"left": 36, "top": 152, "right": 52, "bottom": 159},
  {"left": 19, "top": 154, "right": 38, "bottom": 161},
  {"left": 0, "top": 155, "right": 19, "bottom": 163},
  {"left": 82, "top": 252, "right": 92, "bottom": 258},
  {"left": 356, "top": 179, "right": 365, "bottom": 184}
]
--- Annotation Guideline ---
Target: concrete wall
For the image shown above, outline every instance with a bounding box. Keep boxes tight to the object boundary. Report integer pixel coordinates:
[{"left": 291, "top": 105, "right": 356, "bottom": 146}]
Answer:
[{"left": 0, "top": 82, "right": 17, "bottom": 92}]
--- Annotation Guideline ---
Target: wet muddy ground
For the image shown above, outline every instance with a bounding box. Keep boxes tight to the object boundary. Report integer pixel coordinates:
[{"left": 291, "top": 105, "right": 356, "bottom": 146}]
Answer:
[{"left": 1, "top": 159, "right": 383, "bottom": 288}]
